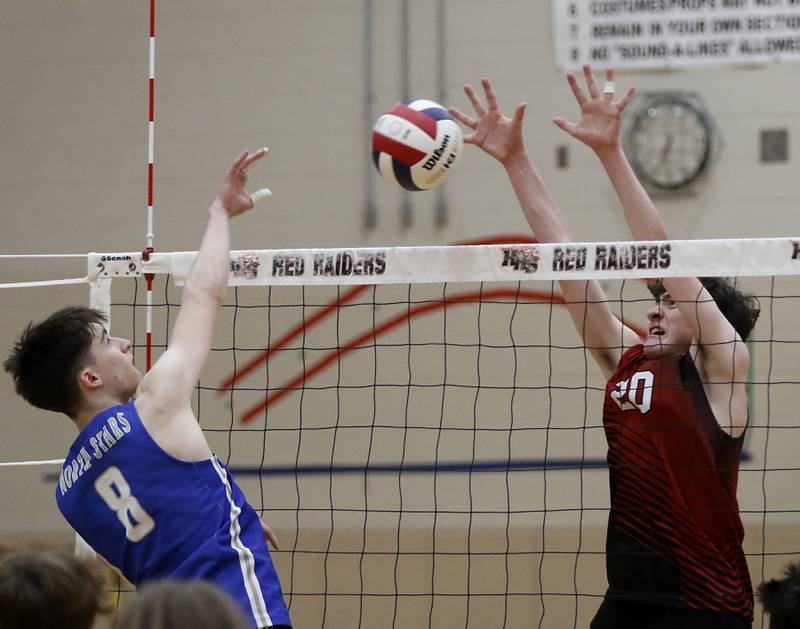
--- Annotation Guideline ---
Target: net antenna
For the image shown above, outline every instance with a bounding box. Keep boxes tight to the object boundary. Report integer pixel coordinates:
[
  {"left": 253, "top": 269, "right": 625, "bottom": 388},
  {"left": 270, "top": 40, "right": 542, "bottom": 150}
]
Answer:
[{"left": 144, "top": 0, "right": 157, "bottom": 372}]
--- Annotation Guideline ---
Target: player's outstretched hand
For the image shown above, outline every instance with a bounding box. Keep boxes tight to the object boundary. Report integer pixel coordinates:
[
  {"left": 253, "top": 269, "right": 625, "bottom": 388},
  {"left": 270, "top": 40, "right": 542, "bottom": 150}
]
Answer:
[
  {"left": 260, "top": 517, "right": 280, "bottom": 550},
  {"left": 553, "top": 65, "right": 635, "bottom": 156},
  {"left": 448, "top": 78, "right": 527, "bottom": 167},
  {"left": 217, "top": 148, "right": 269, "bottom": 217}
]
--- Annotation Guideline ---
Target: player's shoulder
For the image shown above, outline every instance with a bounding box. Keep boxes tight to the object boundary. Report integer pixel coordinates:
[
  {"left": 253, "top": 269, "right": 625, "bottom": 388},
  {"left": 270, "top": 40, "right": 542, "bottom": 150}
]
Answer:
[{"left": 132, "top": 395, "right": 212, "bottom": 462}]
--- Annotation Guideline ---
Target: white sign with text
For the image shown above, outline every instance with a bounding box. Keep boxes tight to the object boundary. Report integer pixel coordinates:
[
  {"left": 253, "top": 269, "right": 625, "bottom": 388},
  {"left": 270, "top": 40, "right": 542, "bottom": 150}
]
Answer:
[{"left": 554, "top": 0, "right": 800, "bottom": 69}]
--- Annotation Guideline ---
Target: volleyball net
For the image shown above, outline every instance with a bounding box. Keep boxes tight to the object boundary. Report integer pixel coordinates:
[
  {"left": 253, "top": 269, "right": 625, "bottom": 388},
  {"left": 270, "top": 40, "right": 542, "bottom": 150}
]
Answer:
[{"left": 2, "top": 237, "right": 799, "bottom": 628}]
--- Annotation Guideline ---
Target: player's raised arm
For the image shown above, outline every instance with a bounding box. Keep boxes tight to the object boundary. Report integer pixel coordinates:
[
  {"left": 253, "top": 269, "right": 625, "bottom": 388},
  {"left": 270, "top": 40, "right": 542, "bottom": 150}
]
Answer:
[
  {"left": 449, "top": 79, "right": 640, "bottom": 378},
  {"left": 557, "top": 66, "right": 754, "bottom": 434},
  {"left": 136, "top": 149, "right": 268, "bottom": 410}
]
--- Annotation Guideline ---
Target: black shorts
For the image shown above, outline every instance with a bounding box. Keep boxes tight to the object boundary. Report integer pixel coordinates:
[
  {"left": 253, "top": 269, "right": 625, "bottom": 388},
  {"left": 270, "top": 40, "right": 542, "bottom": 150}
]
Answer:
[{"left": 590, "top": 599, "right": 752, "bottom": 629}]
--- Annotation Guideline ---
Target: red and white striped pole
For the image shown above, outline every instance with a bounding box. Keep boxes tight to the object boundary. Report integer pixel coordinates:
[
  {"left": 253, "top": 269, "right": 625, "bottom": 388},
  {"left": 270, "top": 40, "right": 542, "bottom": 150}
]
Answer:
[{"left": 144, "top": 0, "right": 156, "bottom": 372}]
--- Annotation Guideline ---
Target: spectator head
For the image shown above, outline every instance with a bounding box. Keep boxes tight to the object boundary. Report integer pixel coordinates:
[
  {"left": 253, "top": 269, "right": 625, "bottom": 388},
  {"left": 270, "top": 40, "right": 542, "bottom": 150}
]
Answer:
[
  {"left": 116, "top": 580, "right": 249, "bottom": 629},
  {"left": 0, "top": 548, "right": 107, "bottom": 629}
]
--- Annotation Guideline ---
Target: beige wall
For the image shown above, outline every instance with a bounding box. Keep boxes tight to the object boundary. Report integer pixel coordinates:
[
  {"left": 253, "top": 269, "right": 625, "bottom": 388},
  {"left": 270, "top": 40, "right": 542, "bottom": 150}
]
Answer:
[
  {"left": 1, "top": 1, "right": 798, "bottom": 627},
  {"left": 3, "top": 0, "right": 798, "bottom": 257}
]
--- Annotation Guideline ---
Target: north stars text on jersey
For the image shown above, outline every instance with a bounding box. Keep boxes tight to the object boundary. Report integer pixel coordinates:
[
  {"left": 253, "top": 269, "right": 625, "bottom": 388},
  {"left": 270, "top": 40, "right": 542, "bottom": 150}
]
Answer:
[{"left": 58, "top": 410, "right": 132, "bottom": 496}]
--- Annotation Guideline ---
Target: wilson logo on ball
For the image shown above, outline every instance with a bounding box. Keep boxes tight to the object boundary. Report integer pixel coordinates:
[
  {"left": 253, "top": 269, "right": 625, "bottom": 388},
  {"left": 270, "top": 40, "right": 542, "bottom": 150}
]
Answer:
[{"left": 372, "top": 99, "right": 463, "bottom": 191}]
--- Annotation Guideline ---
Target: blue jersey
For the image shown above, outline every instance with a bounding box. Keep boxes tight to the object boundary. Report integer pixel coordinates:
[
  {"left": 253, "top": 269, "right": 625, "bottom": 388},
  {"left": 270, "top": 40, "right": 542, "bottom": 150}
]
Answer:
[{"left": 55, "top": 401, "right": 291, "bottom": 628}]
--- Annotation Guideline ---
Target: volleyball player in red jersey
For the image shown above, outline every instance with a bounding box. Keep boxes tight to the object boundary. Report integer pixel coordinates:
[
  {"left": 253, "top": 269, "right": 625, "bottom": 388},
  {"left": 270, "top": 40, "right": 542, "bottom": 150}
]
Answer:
[{"left": 450, "top": 67, "right": 759, "bottom": 628}]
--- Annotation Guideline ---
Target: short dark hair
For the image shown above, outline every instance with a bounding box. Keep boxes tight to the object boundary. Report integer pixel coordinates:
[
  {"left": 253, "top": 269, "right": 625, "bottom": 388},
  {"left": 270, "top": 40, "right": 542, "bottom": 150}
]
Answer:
[
  {"left": 117, "top": 580, "right": 249, "bottom": 629},
  {"left": 646, "top": 278, "right": 760, "bottom": 342},
  {"left": 758, "top": 562, "right": 800, "bottom": 629},
  {"left": 0, "top": 548, "right": 108, "bottom": 629},
  {"left": 3, "top": 307, "right": 107, "bottom": 417}
]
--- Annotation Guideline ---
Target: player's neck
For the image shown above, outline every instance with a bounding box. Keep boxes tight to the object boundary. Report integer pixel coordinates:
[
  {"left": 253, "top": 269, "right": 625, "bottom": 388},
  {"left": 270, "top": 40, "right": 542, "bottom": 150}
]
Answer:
[{"left": 72, "top": 393, "right": 130, "bottom": 432}]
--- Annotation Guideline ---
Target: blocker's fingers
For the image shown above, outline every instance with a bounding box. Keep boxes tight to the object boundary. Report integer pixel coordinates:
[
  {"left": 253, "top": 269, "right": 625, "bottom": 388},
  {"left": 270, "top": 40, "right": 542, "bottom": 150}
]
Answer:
[
  {"left": 229, "top": 150, "right": 250, "bottom": 175},
  {"left": 553, "top": 117, "right": 578, "bottom": 137},
  {"left": 512, "top": 102, "right": 527, "bottom": 126},
  {"left": 448, "top": 106, "right": 477, "bottom": 129},
  {"left": 482, "top": 77, "right": 499, "bottom": 111},
  {"left": 616, "top": 85, "right": 636, "bottom": 112},
  {"left": 464, "top": 84, "right": 487, "bottom": 117},
  {"left": 566, "top": 73, "right": 588, "bottom": 106},
  {"left": 583, "top": 64, "right": 600, "bottom": 98},
  {"left": 463, "top": 132, "right": 480, "bottom": 145},
  {"left": 242, "top": 147, "right": 269, "bottom": 170},
  {"left": 250, "top": 188, "right": 273, "bottom": 204}
]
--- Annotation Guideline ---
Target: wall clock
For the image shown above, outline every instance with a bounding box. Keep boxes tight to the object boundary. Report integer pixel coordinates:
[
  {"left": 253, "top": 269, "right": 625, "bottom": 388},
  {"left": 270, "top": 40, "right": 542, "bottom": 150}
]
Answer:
[{"left": 626, "top": 94, "right": 713, "bottom": 192}]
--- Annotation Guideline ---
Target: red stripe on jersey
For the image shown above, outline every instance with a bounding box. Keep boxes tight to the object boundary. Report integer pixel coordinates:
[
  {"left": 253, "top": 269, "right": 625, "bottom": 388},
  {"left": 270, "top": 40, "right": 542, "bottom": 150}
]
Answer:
[
  {"left": 611, "top": 447, "right": 740, "bottom": 560},
  {"left": 615, "top": 517, "right": 746, "bottom": 609},
  {"left": 680, "top": 564, "right": 741, "bottom": 600},
  {"left": 614, "top": 515, "right": 743, "bottom": 602},
  {"left": 607, "top": 447, "right": 676, "bottom": 502},
  {"left": 388, "top": 103, "right": 437, "bottom": 139},
  {"left": 614, "top": 479, "right": 742, "bottom": 582},
  {"left": 372, "top": 132, "right": 426, "bottom": 166},
  {"left": 614, "top": 486, "right": 684, "bottom": 531}
]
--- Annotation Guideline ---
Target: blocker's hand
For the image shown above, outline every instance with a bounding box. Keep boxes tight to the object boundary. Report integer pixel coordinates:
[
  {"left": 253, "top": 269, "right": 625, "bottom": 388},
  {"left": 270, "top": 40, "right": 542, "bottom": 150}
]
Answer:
[
  {"left": 216, "top": 148, "right": 269, "bottom": 217},
  {"left": 448, "top": 78, "right": 527, "bottom": 167},
  {"left": 553, "top": 65, "right": 635, "bottom": 156}
]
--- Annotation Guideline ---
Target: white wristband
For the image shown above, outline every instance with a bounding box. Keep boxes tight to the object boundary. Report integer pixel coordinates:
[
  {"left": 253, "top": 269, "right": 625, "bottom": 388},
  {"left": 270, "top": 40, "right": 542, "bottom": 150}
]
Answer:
[{"left": 250, "top": 188, "right": 273, "bottom": 204}]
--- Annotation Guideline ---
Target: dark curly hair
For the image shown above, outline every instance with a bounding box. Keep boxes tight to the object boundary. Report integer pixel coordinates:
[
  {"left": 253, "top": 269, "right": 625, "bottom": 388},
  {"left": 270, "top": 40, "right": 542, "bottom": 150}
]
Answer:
[
  {"left": 758, "top": 563, "right": 800, "bottom": 629},
  {"left": 646, "top": 278, "right": 760, "bottom": 342},
  {"left": 3, "top": 307, "right": 107, "bottom": 417}
]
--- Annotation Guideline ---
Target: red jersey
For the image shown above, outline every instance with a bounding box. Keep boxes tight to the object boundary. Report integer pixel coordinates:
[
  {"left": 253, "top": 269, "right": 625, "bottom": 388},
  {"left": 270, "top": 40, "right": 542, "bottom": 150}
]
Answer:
[{"left": 603, "top": 345, "right": 753, "bottom": 620}]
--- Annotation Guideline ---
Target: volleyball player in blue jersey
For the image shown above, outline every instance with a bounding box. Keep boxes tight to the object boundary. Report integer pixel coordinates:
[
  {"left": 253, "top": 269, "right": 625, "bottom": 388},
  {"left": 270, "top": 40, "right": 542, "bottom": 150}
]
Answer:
[{"left": 4, "top": 149, "right": 291, "bottom": 629}]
